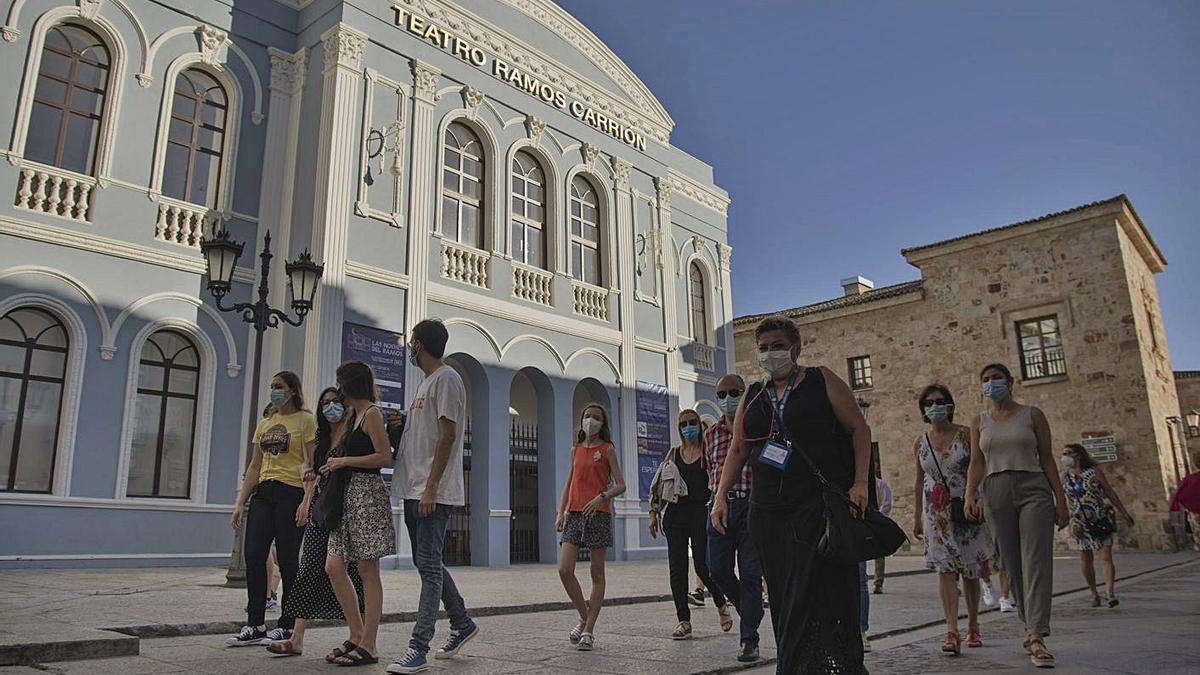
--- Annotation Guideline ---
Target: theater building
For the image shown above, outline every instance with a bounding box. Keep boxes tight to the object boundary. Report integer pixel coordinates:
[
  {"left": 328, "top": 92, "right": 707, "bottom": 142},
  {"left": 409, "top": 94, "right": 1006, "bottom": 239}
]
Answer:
[
  {"left": 0, "top": 0, "right": 732, "bottom": 567},
  {"left": 734, "top": 196, "right": 1191, "bottom": 550}
]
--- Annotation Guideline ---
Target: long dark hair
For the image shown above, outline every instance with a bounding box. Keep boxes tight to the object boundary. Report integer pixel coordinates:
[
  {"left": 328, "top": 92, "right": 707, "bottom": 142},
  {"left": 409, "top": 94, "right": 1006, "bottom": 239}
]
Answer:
[
  {"left": 273, "top": 370, "right": 307, "bottom": 411},
  {"left": 979, "top": 362, "right": 1014, "bottom": 383},
  {"left": 1064, "top": 443, "right": 1097, "bottom": 470},
  {"left": 336, "top": 360, "right": 378, "bottom": 402},
  {"left": 577, "top": 403, "right": 613, "bottom": 444},
  {"left": 315, "top": 386, "right": 341, "bottom": 468}
]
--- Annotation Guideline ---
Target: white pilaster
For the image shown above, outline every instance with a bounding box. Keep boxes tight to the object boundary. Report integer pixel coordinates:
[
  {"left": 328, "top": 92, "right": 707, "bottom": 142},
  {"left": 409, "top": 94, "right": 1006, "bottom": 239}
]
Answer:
[
  {"left": 717, "top": 242, "right": 734, "bottom": 374},
  {"left": 611, "top": 157, "right": 640, "bottom": 551},
  {"left": 656, "top": 177, "right": 680, "bottom": 399},
  {"left": 260, "top": 47, "right": 306, "bottom": 381},
  {"left": 304, "top": 24, "right": 367, "bottom": 391},
  {"left": 402, "top": 60, "right": 441, "bottom": 391}
]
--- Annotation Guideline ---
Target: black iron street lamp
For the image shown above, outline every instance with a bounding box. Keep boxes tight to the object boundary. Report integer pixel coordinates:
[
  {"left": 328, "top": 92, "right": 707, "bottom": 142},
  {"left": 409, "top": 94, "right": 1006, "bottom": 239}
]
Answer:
[{"left": 200, "top": 228, "right": 324, "bottom": 586}]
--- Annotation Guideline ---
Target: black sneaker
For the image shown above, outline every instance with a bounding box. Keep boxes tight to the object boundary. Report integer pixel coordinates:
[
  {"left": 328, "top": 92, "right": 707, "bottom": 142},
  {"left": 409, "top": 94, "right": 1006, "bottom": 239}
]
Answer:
[
  {"left": 737, "top": 641, "right": 760, "bottom": 662},
  {"left": 687, "top": 588, "right": 705, "bottom": 607},
  {"left": 227, "top": 625, "right": 268, "bottom": 647}
]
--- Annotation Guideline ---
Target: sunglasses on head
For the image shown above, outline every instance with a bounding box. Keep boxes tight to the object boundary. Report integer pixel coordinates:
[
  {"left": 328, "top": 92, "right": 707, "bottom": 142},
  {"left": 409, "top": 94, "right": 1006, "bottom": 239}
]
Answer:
[{"left": 716, "top": 389, "right": 743, "bottom": 399}]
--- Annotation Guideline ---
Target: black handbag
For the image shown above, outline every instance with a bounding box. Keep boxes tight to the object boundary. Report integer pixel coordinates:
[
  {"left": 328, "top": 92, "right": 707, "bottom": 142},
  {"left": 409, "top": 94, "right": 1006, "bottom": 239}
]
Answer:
[
  {"left": 786, "top": 431, "right": 907, "bottom": 565},
  {"left": 925, "top": 433, "right": 970, "bottom": 525}
]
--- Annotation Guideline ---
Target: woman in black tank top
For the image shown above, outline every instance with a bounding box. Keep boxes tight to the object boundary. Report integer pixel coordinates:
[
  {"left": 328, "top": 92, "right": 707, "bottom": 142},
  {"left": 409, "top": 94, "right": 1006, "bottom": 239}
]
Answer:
[{"left": 709, "top": 317, "right": 874, "bottom": 674}]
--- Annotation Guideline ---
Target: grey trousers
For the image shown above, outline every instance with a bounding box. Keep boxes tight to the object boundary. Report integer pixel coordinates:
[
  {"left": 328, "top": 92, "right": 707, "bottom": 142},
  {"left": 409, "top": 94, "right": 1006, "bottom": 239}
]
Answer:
[{"left": 984, "top": 470, "right": 1055, "bottom": 636}]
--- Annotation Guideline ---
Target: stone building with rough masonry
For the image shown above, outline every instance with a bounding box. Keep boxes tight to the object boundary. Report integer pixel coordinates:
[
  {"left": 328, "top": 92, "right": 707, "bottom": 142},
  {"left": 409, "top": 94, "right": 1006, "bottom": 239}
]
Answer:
[
  {"left": 0, "top": 0, "right": 733, "bottom": 568},
  {"left": 1174, "top": 371, "right": 1200, "bottom": 472},
  {"left": 734, "top": 195, "right": 1189, "bottom": 550}
]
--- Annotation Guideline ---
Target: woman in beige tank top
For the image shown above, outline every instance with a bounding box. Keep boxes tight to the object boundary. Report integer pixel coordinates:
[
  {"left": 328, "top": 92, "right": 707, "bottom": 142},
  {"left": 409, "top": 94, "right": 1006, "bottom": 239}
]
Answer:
[{"left": 964, "top": 363, "right": 1067, "bottom": 669}]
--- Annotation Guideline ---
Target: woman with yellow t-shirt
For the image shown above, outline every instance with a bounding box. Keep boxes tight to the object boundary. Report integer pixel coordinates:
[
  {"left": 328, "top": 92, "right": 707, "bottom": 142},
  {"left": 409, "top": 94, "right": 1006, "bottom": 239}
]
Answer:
[{"left": 228, "top": 371, "right": 317, "bottom": 647}]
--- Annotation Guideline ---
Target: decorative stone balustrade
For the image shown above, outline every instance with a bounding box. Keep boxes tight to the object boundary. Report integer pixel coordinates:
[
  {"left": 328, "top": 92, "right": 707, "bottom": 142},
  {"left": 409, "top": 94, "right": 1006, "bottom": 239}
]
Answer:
[
  {"left": 440, "top": 238, "right": 489, "bottom": 289},
  {"left": 693, "top": 342, "right": 715, "bottom": 372},
  {"left": 154, "top": 197, "right": 218, "bottom": 247},
  {"left": 15, "top": 165, "right": 96, "bottom": 222},
  {"left": 512, "top": 263, "right": 553, "bottom": 306},
  {"left": 571, "top": 280, "right": 609, "bottom": 321}
]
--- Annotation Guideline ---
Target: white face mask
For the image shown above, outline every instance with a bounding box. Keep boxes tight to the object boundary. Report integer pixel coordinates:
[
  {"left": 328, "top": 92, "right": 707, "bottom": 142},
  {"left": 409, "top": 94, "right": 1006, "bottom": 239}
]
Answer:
[
  {"left": 582, "top": 418, "right": 602, "bottom": 436},
  {"left": 757, "top": 350, "right": 795, "bottom": 378},
  {"left": 1062, "top": 455, "right": 1075, "bottom": 468}
]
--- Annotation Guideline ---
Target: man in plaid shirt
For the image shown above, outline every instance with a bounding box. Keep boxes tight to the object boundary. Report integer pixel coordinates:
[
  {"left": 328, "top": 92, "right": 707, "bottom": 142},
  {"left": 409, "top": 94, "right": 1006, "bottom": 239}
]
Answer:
[{"left": 704, "top": 373, "right": 763, "bottom": 663}]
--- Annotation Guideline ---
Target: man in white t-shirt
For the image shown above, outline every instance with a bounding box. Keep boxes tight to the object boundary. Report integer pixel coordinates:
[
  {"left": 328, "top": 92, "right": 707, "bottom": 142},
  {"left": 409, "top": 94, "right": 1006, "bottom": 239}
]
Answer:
[{"left": 387, "top": 319, "right": 477, "bottom": 674}]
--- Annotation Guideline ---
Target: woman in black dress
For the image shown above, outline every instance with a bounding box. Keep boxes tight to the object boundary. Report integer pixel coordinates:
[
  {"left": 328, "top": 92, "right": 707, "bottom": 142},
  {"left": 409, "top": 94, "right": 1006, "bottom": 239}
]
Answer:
[
  {"left": 265, "top": 386, "right": 364, "bottom": 659},
  {"left": 712, "top": 316, "right": 873, "bottom": 674}
]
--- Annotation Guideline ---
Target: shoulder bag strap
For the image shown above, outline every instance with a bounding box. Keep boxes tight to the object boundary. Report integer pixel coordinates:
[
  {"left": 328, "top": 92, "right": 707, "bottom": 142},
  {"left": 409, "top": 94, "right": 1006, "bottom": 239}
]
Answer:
[{"left": 925, "top": 433, "right": 951, "bottom": 487}]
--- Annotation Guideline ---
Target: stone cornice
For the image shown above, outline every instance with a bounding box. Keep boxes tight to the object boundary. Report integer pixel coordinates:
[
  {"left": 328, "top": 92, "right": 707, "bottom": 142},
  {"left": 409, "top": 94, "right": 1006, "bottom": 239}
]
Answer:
[{"left": 667, "top": 169, "right": 730, "bottom": 217}]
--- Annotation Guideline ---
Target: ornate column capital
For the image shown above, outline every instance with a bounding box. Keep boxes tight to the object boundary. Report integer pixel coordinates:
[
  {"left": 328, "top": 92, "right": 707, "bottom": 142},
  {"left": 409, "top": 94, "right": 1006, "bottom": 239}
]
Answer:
[
  {"left": 268, "top": 47, "right": 307, "bottom": 95},
  {"left": 717, "top": 242, "right": 733, "bottom": 272},
  {"left": 198, "top": 24, "right": 229, "bottom": 68},
  {"left": 461, "top": 86, "right": 484, "bottom": 117},
  {"left": 654, "top": 176, "right": 671, "bottom": 211},
  {"left": 412, "top": 60, "right": 442, "bottom": 104},
  {"left": 611, "top": 157, "right": 631, "bottom": 189},
  {"left": 321, "top": 24, "right": 367, "bottom": 74},
  {"left": 79, "top": 0, "right": 104, "bottom": 21}
]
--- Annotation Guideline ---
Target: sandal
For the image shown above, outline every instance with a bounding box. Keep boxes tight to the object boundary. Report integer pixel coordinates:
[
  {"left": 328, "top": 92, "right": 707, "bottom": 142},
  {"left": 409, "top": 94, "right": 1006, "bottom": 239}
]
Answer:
[
  {"left": 1106, "top": 595, "right": 1120, "bottom": 608},
  {"left": 941, "top": 630, "right": 961, "bottom": 655},
  {"left": 718, "top": 603, "right": 734, "bottom": 633},
  {"left": 266, "top": 639, "right": 302, "bottom": 657},
  {"left": 334, "top": 645, "right": 379, "bottom": 667},
  {"left": 1025, "top": 635, "right": 1056, "bottom": 668},
  {"left": 965, "top": 627, "right": 982, "bottom": 648},
  {"left": 576, "top": 632, "right": 594, "bottom": 651},
  {"left": 671, "top": 621, "right": 693, "bottom": 640},
  {"left": 1091, "top": 595, "right": 1102, "bottom": 607},
  {"left": 326, "top": 641, "right": 357, "bottom": 664},
  {"left": 569, "top": 618, "right": 585, "bottom": 644}
]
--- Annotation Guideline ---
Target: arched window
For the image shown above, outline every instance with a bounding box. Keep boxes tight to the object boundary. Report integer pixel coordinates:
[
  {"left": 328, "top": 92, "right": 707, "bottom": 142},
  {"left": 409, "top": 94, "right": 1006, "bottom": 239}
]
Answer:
[
  {"left": 127, "top": 330, "right": 199, "bottom": 499},
  {"left": 511, "top": 151, "right": 546, "bottom": 268},
  {"left": 689, "top": 261, "right": 709, "bottom": 344},
  {"left": 569, "top": 175, "right": 602, "bottom": 286},
  {"left": 162, "top": 69, "right": 228, "bottom": 208},
  {"left": 0, "top": 308, "right": 69, "bottom": 493},
  {"left": 442, "top": 122, "right": 485, "bottom": 248},
  {"left": 25, "top": 24, "right": 110, "bottom": 175}
]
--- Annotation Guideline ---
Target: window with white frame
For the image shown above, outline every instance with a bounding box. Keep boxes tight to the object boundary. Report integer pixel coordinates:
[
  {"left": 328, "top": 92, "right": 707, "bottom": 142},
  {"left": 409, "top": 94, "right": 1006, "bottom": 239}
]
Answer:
[
  {"left": 848, "top": 355, "right": 873, "bottom": 390},
  {"left": 24, "top": 24, "right": 110, "bottom": 175},
  {"left": 442, "top": 122, "right": 485, "bottom": 248},
  {"left": 689, "top": 261, "right": 709, "bottom": 344},
  {"left": 0, "top": 307, "right": 68, "bottom": 493},
  {"left": 1017, "top": 315, "right": 1066, "bottom": 380},
  {"left": 511, "top": 151, "right": 546, "bottom": 268},
  {"left": 127, "top": 330, "right": 199, "bottom": 499},
  {"left": 162, "top": 68, "right": 228, "bottom": 208},
  {"left": 569, "top": 175, "right": 602, "bottom": 286}
]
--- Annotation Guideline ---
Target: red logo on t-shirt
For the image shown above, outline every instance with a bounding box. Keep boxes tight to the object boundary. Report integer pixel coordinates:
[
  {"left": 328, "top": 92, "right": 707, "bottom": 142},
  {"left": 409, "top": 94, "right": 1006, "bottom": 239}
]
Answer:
[{"left": 259, "top": 423, "right": 290, "bottom": 456}]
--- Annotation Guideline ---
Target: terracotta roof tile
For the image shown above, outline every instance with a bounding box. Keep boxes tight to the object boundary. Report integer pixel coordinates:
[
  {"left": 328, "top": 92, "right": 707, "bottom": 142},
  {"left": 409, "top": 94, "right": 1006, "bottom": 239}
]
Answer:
[{"left": 733, "top": 280, "right": 924, "bottom": 326}]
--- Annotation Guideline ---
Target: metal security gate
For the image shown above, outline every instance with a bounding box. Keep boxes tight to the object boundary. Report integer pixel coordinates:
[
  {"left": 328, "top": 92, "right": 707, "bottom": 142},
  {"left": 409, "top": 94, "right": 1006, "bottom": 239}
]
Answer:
[
  {"left": 445, "top": 420, "right": 472, "bottom": 566},
  {"left": 509, "top": 421, "right": 539, "bottom": 563}
]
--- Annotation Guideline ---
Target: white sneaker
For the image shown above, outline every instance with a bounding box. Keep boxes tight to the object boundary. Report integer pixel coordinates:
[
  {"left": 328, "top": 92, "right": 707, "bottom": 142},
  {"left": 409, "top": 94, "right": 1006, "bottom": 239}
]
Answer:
[
  {"left": 861, "top": 632, "right": 871, "bottom": 653},
  {"left": 981, "top": 580, "right": 997, "bottom": 607},
  {"left": 999, "top": 596, "right": 1016, "bottom": 613}
]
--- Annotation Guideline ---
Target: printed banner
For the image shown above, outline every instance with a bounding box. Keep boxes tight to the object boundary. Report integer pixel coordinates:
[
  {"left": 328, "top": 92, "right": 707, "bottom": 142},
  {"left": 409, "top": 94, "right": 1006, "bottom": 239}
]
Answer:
[
  {"left": 636, "top": 380, "right": 670, "bottom": 500},
  {"left": 340, "top": 322, "right": 406, "bottom": 410}
]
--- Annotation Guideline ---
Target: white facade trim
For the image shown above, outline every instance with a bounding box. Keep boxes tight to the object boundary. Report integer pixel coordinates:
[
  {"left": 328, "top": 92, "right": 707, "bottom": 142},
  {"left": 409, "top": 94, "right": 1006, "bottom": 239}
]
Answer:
[
  {"left": 666, "top": 168, "right": 730, "bottom": 217},
  {"left": 676, "top": 370, "right": 718, "bottom": 387},
  {"left": 8, "top": 7, "right": 128, "bottom": 183},
  {"left": 428, "top": 280, "right": 622, "bottom": 346},
  {"left": 681, "top": 248, "right": 718, "bottom": 345},
  {"left": 503, "top": 139, "right": 561, "bottom": 273},
  {"left": 147, "top": 53, "right": 244, "bottom": 220},
  {"left": 633, "top": 336, "right": 669, "bottom": 354},
  {"left": 0, "top": 264, "right": 111, "bottom": 340},
  {"left": 563, "top": 164, "right": 617, "bottom": 290},
  {"left": 0, "top": 292, "right": 87, "bottom": 497},
  {"left": 434, "top": 109, "right": 503, "bottom": 254},
  {"left": 439, "top": 317, "right": 620, "bottom": 381},
  {"left": 345, "top": 260, "right": 411, "bottom": 288},
  {"left": 105, "top": 291, "right": 241, "bottom": 375},
  {"left": 112, "top": 317, "right": 217, "bottom": 504},
  {"left": 356, "top": 68, "right": 408, "bottom": 227},
  {"left": 4, "top": 0, "right": 151, "bottom": 83}
]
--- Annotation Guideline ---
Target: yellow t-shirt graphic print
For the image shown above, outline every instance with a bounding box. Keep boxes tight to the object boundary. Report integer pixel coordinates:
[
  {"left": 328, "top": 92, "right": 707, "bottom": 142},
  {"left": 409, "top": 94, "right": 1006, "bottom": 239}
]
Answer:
[{"left": 253, "top": 411, "right": 316, "bottom": 488}]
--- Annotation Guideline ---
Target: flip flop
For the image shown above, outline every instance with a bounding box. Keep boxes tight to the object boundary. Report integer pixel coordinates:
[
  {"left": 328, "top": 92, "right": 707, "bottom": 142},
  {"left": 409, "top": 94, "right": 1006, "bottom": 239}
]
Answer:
[
  {"left": 266, "top": 639, "right": 302, "bottom": 657},
  {"left": 326, "top": 640, "right": 357, "bottom": 664}
]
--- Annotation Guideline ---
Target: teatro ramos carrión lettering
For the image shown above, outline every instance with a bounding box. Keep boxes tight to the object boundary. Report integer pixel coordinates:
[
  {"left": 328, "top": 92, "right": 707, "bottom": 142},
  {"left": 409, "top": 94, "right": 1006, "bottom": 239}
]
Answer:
[{"left": 392, "top": 6, "right": 649, "bottom": 152}]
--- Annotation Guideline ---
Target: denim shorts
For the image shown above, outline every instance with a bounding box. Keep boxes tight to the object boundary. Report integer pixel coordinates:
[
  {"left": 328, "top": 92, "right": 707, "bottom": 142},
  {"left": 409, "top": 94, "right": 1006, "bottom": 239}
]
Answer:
[{"left": 561, "top": 511, "right": 613, "bottom": 550}]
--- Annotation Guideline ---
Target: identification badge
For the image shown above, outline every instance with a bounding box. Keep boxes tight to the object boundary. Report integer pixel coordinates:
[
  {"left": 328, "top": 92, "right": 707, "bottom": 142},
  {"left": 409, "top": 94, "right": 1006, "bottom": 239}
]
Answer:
[
  {"left": 759, "top": 440, "right": 792, "bottom": 470},
  {"left": 593, "top": 450, "right": 602, "bottom": 462}
]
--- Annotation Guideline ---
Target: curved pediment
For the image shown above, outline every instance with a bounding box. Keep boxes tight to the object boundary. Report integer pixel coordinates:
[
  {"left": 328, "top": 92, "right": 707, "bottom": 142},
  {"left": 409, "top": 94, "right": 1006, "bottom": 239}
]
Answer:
[{"left": 400, "top": 0, "right": 675, "bottom": 146}]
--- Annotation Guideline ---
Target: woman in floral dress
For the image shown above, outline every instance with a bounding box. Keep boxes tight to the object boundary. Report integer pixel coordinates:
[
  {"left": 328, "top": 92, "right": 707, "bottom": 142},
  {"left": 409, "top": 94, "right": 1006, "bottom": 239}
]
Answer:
[
  {"left": 912, "top": 384, "right": 996, "bottom": 655},
  {"left": 1062, "top": 443, "right": 1134, "bottom": 608}
]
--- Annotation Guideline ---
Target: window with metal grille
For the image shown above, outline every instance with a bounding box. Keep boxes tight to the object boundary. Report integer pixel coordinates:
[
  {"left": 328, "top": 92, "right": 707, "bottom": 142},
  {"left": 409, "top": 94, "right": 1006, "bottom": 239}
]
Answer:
[
  {"left": 163, "top": 68, "right": 227, "bottom": 208},
  {"left": 25, "top": 24, "right": 110, "bottom": 174},
  {"left": 689, "top": 262, "right": 708, "bottom": 344},
  {"left": 848, "top": 355, "right": 872, "bottom": 390},
  {"left": 442, "top": 122, "right": 485, "bottom": 248},
  {"left": 127, "top": 330, "right": 199, "bottom": 498},
  {"left": 511, "top": 151, "right": 546, "bottom": 268},
  {"left": 0, "top": 308, "right": 68, "bottom": 493},
  {"left": 569, "top": 175, "right": 602, "bottom": 285},
  {"left": 1017, "top": 315, "right": 1067, "bottom": 380}
]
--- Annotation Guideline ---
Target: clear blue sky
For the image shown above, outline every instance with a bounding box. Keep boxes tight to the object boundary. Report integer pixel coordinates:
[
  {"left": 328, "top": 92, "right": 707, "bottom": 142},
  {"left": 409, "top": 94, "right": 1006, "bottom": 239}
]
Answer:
[{"left": 557, "top": 0, "right": 1200, "bottom": 368}]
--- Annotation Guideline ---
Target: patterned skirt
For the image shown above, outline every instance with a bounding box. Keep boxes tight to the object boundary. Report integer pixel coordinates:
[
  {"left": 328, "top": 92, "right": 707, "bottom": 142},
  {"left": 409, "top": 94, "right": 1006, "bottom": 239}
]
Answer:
[
  {"left": 328, "top": 473, "right": 396, "bottom": 561},
  {"left": 285, "top": 520, "right": 364, "bottom": 620}
]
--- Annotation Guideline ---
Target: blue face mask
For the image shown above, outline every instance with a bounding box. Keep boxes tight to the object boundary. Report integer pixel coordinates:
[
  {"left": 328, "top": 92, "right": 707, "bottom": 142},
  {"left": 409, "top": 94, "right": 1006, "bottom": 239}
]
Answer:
[
  {"left": 717, "top": 394, "right": 741, "bottom": 416},
  {"left": 924, "top": 403, "right": 951, "bottom": 422},
  {"left": 680, "top": 424, "right": 701, "bottom": 442},
  {"left": 322, "top": 401, "right": 345, "bottom": 423},
  {"left": 269, "top": 388, "right": 288, "bottom": 408},
  {"left": 982, "top": 379, "right": 1009, "bottom": 401}
]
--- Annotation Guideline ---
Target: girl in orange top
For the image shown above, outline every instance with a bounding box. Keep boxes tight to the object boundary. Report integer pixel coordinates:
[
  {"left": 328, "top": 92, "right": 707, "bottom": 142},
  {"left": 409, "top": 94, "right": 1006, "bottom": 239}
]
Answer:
[{"left": 555, "top": 403, "right": 625, "bottom": 652}]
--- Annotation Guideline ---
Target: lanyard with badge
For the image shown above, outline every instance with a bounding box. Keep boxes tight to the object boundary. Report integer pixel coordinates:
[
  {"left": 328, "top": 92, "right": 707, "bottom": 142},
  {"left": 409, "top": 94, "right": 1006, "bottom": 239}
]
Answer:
[{"left": 759, "top": 369, "right": 798, "bottom": 471}]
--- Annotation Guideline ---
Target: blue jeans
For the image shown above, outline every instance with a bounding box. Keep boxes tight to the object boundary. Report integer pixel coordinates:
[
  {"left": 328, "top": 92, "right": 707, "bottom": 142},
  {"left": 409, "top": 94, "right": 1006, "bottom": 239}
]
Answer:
[
  {"left": 404, "top": 500, "right": 473, "bottom": 653},
  {"left": 706, "top": 497, "right": 763, "bottom": 646},
  {"left": 858, "top": 560, "right": 869, "bottom": 633}
]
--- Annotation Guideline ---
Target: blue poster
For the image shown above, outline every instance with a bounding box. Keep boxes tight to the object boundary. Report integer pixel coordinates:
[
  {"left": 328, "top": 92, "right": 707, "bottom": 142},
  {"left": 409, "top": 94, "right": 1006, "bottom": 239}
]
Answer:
[
  {"left": 636, "top": 380, "right": 670, "bottom": 500},
  {"left": 340, "top": 322, "right": 406, "bottom": 410}
]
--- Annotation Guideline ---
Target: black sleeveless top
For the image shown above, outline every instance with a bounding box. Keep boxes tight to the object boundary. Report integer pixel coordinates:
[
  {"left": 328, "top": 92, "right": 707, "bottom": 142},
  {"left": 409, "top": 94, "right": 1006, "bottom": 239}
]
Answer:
[
  {"left": 743, "top": 367, "right": 855, "bottom": 512},
  {"left": 340, "top": 407, "right": 381, "bottom": 475},
  {"left": 673, "top": 448, "right": 709, "bottom": 506}
]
